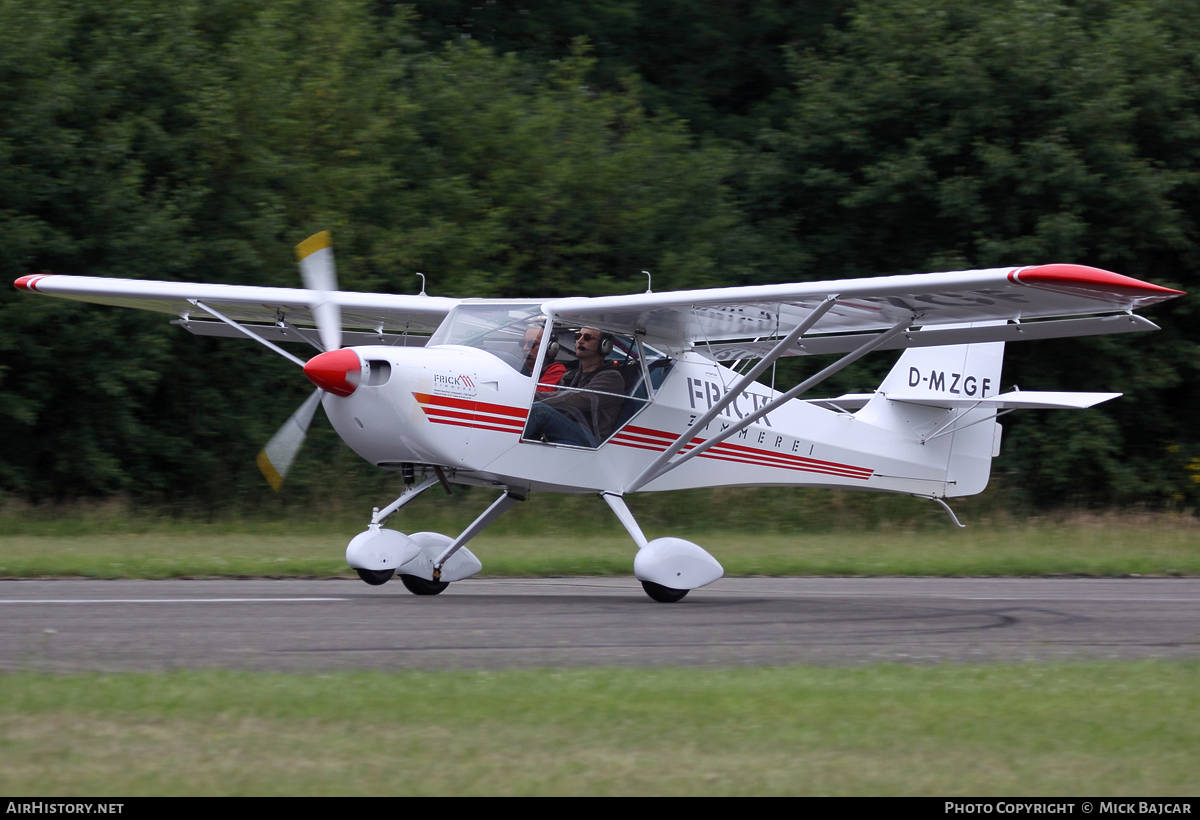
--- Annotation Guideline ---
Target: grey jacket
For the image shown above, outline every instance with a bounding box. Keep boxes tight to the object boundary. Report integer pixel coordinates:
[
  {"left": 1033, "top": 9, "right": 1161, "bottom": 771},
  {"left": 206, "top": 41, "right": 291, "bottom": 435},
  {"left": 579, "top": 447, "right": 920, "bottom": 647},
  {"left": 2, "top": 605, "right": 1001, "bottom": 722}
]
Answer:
[{"left": 538, "top": 365, "right": 626, "bottom": 441}]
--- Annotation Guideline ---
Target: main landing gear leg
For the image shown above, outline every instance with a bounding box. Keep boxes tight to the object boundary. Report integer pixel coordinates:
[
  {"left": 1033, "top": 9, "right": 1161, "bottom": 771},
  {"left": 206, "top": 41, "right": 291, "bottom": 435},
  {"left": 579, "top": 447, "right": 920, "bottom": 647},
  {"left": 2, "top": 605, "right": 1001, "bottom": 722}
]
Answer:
[
  {"left": 426, "top": 489, "right": 526, "bottom": 588},
  {"left": 600, "top": 493, "right": 724, "bottom": 603},
  {"left": 371, "top": 475, "right": 442, "bottom": 527}
]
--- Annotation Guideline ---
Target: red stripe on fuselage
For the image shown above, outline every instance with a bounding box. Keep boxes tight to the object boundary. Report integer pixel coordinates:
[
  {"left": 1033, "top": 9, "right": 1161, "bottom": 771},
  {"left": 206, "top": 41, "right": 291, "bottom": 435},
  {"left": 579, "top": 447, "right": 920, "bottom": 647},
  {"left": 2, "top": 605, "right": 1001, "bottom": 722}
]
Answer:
[
  {"left": 420, "top": 406, "right": 523, "bottom": 427},
  {"left": 413, "top": 396, "right": 873, "bottom": 479},
  {"left": 622, "top": 425, "right": 680, "bottom": 442},
  {"left": 710, "top": 438, "right": 874, "bottom": 476},
  {"left": 422, "top": 417, "right": 525, "bottom": 435},
  {"left": 414, "top": 393, "right": 528, "bottom": 434},
  {"left": 413, "top": 393, "right": 528, "bottom": 419},
  {"left": 611, "top": 424, "right": 873, "bottom": 480}
]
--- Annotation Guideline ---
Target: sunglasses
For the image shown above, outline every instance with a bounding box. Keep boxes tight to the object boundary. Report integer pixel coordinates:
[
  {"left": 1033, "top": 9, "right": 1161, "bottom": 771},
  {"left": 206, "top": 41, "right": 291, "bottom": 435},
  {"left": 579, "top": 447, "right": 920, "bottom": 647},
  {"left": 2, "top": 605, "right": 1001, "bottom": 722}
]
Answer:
[{"left": 574, "top": 332, "right": 601, "bottom": 343}]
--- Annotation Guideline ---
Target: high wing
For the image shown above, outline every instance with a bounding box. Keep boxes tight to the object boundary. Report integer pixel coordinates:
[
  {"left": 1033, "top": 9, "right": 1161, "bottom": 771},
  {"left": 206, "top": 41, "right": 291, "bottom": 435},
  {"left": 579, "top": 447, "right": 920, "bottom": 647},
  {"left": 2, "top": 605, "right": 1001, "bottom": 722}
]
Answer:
[
  {"left": 14, "top": 274, "right": 458, "bottom": 338},
  {"left": 543, "top": 264, "right": 1184, "bottom": 356},
  {"left": 14, "top": 262, "right": 1184, "bottom": 353}
]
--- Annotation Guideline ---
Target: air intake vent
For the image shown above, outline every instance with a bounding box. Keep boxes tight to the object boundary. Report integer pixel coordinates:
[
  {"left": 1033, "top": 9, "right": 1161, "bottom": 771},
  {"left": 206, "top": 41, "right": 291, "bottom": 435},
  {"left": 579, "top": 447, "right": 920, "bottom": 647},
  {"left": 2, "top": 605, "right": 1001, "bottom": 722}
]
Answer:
[{"left": 367, "top": 360, "right": 391, "bottom": 386}]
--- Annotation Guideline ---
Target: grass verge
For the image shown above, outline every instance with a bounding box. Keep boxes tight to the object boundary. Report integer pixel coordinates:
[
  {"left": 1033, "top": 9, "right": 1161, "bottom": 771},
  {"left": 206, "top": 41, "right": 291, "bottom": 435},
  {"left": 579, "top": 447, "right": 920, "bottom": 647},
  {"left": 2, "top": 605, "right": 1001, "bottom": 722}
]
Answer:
[
  {"left": 0, "top": 516, "right": 1198, "bottom": 578},
  {"left": 0, "top": 663, "right": 1195, "bottom": 795}
]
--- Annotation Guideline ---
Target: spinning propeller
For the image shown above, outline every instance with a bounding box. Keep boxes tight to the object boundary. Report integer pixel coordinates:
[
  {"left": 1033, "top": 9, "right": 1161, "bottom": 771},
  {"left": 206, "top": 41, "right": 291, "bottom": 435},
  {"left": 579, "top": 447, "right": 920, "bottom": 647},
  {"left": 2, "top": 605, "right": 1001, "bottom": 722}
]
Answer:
[
  {"left": 296, "top": 231, "right": 342, "bottom": 352},
  {"left": 257, "top": 232, "right": 364, "bottom": 491}
]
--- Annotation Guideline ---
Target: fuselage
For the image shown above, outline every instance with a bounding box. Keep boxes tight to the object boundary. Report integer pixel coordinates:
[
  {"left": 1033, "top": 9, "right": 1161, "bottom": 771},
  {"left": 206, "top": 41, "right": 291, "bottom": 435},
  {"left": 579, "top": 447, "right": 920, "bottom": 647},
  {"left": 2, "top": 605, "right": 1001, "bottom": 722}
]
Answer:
[{"left": 319, "top": 342, "right": 961, "bottom": 497}]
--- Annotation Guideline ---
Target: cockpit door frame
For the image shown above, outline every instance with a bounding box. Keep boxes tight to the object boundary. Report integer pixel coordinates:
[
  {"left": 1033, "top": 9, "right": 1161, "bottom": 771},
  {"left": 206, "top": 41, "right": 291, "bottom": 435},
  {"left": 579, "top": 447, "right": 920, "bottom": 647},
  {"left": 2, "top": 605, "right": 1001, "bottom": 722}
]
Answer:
[{"left": 634, "top": 335, "right": 656, "bottom": 401}]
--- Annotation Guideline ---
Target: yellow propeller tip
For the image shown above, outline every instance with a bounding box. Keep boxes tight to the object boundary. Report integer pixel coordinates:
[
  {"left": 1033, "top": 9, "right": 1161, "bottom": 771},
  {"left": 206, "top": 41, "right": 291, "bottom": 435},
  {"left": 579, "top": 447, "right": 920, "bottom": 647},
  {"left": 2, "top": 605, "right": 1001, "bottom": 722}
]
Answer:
[
  {"left": 295, "top": 231, "right": 331, "bottom": 262},
  {"left": 256, "top": 450, "right": 285, "bottom": 492}
]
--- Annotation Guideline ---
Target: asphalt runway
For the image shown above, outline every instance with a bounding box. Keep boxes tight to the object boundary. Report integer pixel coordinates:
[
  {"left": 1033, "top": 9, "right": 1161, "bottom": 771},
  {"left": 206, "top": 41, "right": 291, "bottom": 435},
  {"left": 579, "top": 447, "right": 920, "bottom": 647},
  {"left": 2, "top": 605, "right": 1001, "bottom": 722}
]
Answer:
[{"left": 1, "top": 577, "right": 1197, "bottom": 672}]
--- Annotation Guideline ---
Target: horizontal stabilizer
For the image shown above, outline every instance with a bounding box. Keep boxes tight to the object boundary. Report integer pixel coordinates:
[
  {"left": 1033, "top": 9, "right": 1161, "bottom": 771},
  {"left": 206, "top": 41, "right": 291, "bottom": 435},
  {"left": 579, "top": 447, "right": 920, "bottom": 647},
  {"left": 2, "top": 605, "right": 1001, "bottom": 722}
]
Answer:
[
  {"left": 810, "top": 390, "right": 1121, "bottom": 413},
  {"left": 888, "top": 390, "right": 1121, "bottom": 410}
]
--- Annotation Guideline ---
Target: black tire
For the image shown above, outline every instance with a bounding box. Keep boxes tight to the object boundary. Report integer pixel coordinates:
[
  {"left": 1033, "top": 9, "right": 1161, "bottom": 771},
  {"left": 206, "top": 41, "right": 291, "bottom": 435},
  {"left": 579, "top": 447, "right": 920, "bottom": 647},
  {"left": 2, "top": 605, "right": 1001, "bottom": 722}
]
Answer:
[
  {"left": 400, "top": 574, "right": 449, "bottom": 596},
  {"left": 355, "top": 568, "right": 395, "bottom": 586},
  {"left": 641, "top": 580, "right": 689, "bottom": 603}
]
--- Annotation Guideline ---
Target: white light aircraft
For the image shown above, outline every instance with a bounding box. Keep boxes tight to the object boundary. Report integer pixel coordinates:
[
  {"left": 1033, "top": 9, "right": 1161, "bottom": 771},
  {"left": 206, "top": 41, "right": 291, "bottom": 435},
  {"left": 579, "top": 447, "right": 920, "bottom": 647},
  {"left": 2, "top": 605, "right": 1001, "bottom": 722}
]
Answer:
[{"left": 14, "top": 232, "right": 1185, "bottom": 601}]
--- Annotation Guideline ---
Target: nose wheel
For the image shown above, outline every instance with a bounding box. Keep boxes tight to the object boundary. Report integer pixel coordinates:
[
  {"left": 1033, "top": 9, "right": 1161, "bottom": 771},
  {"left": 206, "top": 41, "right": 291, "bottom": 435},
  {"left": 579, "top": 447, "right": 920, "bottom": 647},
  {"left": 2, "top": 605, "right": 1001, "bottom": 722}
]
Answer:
[
  {"left": 641, "top": 581, "right": 688, "bottom": 603},
  {"left": 355, "top": 568, "right": 395, "bottom": 586}
]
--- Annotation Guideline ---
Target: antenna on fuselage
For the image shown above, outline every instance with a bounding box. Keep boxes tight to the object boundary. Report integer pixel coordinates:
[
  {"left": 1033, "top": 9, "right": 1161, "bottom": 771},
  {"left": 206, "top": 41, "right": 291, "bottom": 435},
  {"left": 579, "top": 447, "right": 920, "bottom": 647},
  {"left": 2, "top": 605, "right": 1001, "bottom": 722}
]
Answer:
[
  {"left": 415, "top": 272, "right": 427, "bottom": 296},
  {"left": 643, "top": 270, "right": 652, "bottom": 293}
]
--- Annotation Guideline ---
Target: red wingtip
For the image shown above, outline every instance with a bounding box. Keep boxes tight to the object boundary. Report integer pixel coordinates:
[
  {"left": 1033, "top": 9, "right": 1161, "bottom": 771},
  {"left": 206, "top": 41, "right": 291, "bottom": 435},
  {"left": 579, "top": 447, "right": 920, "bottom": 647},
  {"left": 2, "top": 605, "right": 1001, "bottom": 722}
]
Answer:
[
  {"left": 14, "top": 274, "right": 51, "bottom": 292},
  {"left": 1010, "top": 264, "right": 1185, "bottom": 298},
  {"left": 303, "top": 348, "right": 362, "bottom": 397}
]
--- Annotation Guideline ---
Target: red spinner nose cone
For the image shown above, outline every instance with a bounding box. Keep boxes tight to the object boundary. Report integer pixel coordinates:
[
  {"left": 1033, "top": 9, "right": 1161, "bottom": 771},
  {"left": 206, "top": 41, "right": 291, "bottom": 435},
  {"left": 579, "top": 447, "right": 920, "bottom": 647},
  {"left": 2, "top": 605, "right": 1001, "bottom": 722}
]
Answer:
[{"left": 303, "top": 348, "right": 363, "bottom": 397}]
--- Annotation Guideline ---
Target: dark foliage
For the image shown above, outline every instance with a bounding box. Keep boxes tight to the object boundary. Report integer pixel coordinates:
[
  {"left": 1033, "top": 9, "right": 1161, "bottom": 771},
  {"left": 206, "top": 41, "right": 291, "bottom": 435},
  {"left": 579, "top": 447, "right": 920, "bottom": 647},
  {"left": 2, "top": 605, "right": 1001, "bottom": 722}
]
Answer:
[{"left": 1, "top": 0, "right": 1196, "bottom": 510}]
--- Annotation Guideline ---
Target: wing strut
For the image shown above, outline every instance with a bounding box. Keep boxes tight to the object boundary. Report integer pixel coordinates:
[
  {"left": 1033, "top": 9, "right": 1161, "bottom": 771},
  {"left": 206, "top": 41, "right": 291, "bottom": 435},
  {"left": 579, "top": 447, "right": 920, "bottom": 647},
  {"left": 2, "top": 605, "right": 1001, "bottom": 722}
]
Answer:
[
  {"left": 277, "top": 318, "right": 326, "bottom": 353},
  {"left": 188, "top": 299, "right": 307, "bottom": 367},
  {"left": 624, "top": 296, "right": 840, "bottom": 493},
  {"left": 626, "top": 315, "right": 913, "bottom": 492}
]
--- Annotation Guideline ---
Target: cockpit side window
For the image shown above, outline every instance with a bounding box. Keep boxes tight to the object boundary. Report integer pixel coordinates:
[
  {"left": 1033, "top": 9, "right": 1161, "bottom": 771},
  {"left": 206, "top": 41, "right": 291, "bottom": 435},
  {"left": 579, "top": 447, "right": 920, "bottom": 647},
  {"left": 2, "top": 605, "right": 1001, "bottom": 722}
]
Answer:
[{"left": 521, "top": 325, "right": 674, "bottom": 449}]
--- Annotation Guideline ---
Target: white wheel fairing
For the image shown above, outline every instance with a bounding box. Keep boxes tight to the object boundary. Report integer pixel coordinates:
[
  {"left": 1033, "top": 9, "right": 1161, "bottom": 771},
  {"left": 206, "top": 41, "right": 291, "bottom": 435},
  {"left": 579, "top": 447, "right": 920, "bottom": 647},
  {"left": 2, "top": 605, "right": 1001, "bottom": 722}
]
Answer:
[
  {"left": 633, "top": 537, "right": 723, "bottom": 590},
  {"left": 399, "top": 532, "right": 483, "bottom": 583},
  {"left": 347, "top": 528, "right": 483, "bottom": 582},
  {"left": 345, "top": 526, "right": 420, "bottom": 572}
]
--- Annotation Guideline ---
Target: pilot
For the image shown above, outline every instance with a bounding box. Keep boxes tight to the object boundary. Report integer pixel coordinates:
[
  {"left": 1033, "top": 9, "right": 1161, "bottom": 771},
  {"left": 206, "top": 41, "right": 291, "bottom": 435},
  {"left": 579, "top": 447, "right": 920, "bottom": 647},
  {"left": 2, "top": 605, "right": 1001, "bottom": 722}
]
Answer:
[
  {"left": 521, "top": 323, "right": 567, "bottom": 392},
  {"left": 524, "top": 326, "right": 626, "bottom": 447}
]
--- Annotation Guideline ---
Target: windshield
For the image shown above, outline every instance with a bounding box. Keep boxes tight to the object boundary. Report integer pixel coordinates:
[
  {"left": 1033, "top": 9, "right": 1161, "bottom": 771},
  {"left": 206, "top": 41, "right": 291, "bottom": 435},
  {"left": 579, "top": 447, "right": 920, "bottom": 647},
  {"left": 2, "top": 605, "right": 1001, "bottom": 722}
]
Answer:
[{"left": 427, "top": 302, "right": 545, "bottom": 372}]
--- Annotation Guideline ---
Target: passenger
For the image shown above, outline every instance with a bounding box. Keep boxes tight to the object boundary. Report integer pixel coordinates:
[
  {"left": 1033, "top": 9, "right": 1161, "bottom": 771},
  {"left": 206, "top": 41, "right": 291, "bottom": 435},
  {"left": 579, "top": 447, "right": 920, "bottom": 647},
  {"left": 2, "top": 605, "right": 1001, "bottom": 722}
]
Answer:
[
  {"left": 521, "top": 324, "right": 567, "bottom": 392},
  {"left": 524, "top": 326, "right": 625, "bottom": 447}
]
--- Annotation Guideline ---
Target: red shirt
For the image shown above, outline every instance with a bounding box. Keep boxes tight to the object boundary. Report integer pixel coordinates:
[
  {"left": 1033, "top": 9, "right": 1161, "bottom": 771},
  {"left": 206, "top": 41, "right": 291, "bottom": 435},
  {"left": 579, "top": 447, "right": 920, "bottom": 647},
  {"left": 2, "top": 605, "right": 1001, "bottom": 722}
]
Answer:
[{"left": 537, "top": 362, "right": 567, "bottom": 392}]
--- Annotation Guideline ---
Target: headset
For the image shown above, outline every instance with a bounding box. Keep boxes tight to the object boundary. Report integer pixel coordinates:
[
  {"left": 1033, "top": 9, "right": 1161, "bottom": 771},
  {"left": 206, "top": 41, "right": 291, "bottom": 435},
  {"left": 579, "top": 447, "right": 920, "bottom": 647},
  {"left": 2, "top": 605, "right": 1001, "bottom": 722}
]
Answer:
[{"left": 576, "top": 327, "right": 612, "bottom": 356}]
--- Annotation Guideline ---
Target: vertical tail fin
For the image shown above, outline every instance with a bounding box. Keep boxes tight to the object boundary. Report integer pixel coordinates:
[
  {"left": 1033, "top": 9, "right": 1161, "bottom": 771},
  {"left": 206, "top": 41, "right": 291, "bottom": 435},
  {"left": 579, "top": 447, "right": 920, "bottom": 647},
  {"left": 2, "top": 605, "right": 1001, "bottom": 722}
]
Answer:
[{"left": 859, "top": 323, "right": 1005, "bottom": 497}]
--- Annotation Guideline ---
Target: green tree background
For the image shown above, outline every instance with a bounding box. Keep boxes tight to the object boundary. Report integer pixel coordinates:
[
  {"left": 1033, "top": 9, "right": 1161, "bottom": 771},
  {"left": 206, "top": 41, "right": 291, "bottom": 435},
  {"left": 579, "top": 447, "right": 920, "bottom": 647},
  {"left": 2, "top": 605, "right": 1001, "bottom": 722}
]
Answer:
[{"left": 0, "top": 0, "right": 1196, "bottom": 512}]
